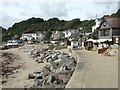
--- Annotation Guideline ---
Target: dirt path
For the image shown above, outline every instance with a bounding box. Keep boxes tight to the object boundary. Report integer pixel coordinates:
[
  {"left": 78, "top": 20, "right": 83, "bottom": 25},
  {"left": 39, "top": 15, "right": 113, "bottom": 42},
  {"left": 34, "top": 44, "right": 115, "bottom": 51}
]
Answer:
[{"left": 2, "top": 48, "right": 46, "bottom": 88}]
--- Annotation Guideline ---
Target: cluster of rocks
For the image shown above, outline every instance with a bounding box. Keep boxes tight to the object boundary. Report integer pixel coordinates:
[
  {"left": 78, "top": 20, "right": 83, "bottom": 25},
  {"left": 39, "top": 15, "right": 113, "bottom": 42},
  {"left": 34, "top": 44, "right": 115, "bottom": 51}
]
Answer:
[
  {"left": 19, "top": 46, "right": 44, "bottom": 58},
  {"left": 1, "top": 52, "right": 22, "bottom": 84},
  {"left": 20, "top": 46, "right": 76, "bottom": 88}
]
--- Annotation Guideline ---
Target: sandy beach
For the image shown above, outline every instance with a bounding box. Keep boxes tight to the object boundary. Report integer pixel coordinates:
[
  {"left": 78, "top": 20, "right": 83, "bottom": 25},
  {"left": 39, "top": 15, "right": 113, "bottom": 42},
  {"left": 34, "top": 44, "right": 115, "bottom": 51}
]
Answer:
[{"left": 2, "top": 47, "right": 47, "bottom": 88}]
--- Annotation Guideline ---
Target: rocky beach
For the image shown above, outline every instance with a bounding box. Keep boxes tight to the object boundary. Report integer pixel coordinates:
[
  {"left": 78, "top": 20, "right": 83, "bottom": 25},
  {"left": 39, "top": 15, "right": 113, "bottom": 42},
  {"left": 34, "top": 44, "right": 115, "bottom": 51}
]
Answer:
[{"left": 2, "top": 45, "right": 76, "bottom": 88}]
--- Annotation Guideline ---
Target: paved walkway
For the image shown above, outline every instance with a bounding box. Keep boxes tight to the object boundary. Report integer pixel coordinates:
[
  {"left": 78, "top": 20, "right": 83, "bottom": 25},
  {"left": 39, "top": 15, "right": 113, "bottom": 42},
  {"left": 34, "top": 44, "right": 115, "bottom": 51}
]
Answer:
[{"left": 66, "top": 50, "right": 118, "bottom": 88}]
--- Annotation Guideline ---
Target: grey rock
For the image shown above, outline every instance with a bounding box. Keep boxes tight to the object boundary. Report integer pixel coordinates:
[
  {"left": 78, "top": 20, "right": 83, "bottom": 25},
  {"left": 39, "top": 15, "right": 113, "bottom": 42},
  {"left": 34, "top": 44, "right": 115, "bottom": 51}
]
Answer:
[
  {"left": 42, "top": 75, "right": 56, "bottom": 86},
  {"left": 54, "top": 59, "right": 62, "bottom": 63},
  {"left": 34, "top": 71, "right": 46, "bottom": 86},
  {"left": 52, "top": 53, "right": 58, "bottom": 60},
  {"left": 40, "top": 54, "right": 46, "bottom": 59},
  {"left": 68, "top": 57, "right": 76, "bottom": 64},
  {"left": 46, "top": 55, "right": 52, "bottom": 61},
  {"left": 43, "top": 58, "right": 47, "bottom": 63},
  {"left": 37, "top": 60, "right": 44, "bottom": 63},
  {"left": 55, "top": 65, "right": 65, "bottom": 73},
  {"left": 35, "top": 78, "right": 44, "bottom": 86},
  {"left": 35, "top": 57, "right": 44, "bottom": 63},
  {"left": 47, "top": 58, "right": 54, "bottom": 62},
  {"left": 44, "top": 64, "right": 51, "bottom": 70},
  {"left": 62, "top": 75, "right": 70, "bottom": 84},
  {"left": 28, "top": 73, "right": 38, "bottom": 79},
  {"left": 66, "top": 62, "right": 76, "bottom": 71},
  {"left": 65, "top": 57, "right": 76, "bottom": 71},
  {"left": 57, "top": 54, "right": 63, "bottom": 59},
  {"left": 57, "top": 54, "right": 68, "bottom": 60},
  {"left": 33, "top": 70, "right": 41, "bottom": 74}
]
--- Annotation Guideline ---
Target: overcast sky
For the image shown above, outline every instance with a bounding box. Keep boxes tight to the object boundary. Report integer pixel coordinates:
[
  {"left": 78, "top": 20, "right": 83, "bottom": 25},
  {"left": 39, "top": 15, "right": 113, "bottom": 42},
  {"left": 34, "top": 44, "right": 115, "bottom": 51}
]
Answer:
[{"left": 0, "top": 0, "right": 119, "bottom": 29}]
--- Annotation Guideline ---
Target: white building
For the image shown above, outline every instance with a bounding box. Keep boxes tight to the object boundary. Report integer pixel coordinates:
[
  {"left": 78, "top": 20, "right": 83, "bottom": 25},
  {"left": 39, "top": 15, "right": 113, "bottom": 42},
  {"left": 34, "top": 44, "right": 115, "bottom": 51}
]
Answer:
[
  {"left": 36, "top": 32, "right": 45, "bottom": 40},
  {"left": 63, "top": 30, "right": 71, "bottom": 38},
  {"left": 20, "top": 33, "right": 36, "bottom": 40},
  {"left": 20, "top": 32, "right": 44, "bottom": 41},
  {"left": 92, "top": 18, "right": 102, "bottom": 33},
  {"left": 51, "top": 31, "right": 60, "bottom": 40}
]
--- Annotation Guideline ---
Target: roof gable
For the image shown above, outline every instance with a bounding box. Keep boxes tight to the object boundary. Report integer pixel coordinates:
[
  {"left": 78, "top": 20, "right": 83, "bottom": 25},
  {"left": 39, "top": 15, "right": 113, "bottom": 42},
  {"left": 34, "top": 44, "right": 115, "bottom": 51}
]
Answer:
[{"left": 99, "top": 18, "right": 120, "bottom": 29}]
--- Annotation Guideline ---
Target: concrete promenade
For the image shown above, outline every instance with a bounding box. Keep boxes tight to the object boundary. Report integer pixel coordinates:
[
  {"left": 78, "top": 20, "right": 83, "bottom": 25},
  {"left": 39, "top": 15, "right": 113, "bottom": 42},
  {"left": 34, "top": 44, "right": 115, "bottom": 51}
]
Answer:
[{"left": 66, "top": 50, "right": 118, "bottom": 88}]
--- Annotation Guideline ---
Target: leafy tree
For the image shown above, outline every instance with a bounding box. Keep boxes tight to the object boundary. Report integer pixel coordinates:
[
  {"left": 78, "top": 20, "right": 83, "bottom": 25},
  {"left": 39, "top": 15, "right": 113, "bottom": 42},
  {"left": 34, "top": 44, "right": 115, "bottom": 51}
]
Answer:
[
  {"left": 64, "top": 18, "right": 80, "bottom": 29},
  {"left": 93, "top": 28, "right": 99, "bottom": 39},
  {"left": 2, "top": 9, "right": 119, "bottom": 42},
  {"left": 44, "top": 31, "right": 52, "bottom": 41}
]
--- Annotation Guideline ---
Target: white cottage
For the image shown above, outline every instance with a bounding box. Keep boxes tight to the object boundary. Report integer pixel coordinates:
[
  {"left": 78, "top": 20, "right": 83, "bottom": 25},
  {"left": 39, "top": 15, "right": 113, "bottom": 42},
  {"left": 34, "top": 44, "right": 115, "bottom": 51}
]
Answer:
[
  {"left": 20, "top": 32, "right": 44, "bottom": 41},
  {"left": 20, "top": 33, "right": 37, "bottom": 40}
]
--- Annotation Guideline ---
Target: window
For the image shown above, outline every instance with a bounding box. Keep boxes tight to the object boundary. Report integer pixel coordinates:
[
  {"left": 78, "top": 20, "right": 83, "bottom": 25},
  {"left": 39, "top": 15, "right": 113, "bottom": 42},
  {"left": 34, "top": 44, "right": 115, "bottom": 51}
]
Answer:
[
  {"left": 36, "top": 34, "right": 38, "bottom": 36},
  {"left": 112, "top": 29, "right": 120, "bottom": 36},
  {"left": 100, "top": 30, "right": 104, "bottom": 36},
  {"left": 100, "top": 29, "right": 109, "bottom": 36},
  {"left": 105, "top": 30, "right": 109, "bottom": 36}
]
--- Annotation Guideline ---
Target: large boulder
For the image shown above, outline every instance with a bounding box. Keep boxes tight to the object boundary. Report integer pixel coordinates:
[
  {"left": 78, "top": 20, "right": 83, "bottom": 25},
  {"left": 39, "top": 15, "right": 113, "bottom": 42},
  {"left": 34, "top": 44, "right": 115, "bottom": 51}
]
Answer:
[
  {"left": 52, "top": 53, "right": 58, "bottom": 60},
  {"left": 57, "top": 54, "right": 69, "bottom": 60},
  {"left": 28, "top": 73, "right": 39, "bottom": 79},
  {"left": 45, "top": 55, "right": 52, "bottom": 61},
  {"left": 35, "top": 57, "right": 44, "bottom": 63},
  {"left": 62, "top": 75, "right": 71, "bottom": 84},
  {"left": 35, "top": 76, "right": 44, "bottom": 86},
  {"left": 42, "top": 75, "right": 56, "bottom": 86}
]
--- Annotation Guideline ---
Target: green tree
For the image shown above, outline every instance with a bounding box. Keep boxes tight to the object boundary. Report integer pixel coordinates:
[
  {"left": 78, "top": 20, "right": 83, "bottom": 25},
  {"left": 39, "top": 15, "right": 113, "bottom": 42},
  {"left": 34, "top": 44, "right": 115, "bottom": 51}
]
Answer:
[
  {"left": 44, "top": 31, "right": 52, "bottom": 40},
  {"left": 93, "top": 28, "right": 99, "bottom": 39}
]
